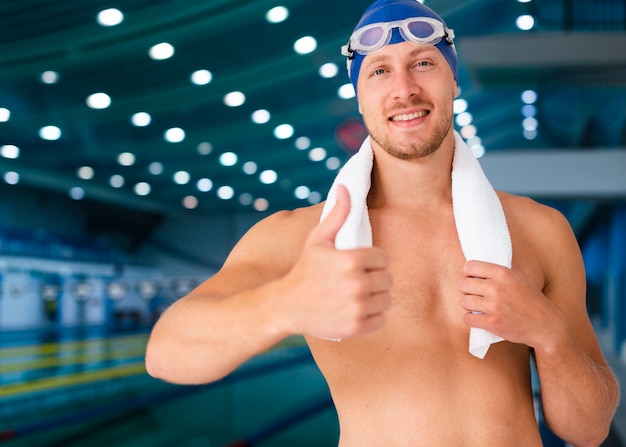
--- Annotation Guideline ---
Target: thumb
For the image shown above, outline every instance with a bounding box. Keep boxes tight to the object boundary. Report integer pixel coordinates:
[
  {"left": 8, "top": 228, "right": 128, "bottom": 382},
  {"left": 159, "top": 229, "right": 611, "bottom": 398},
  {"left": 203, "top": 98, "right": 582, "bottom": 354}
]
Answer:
[{"left": 308, "top": 184, "right": 351, "bottom": 248}]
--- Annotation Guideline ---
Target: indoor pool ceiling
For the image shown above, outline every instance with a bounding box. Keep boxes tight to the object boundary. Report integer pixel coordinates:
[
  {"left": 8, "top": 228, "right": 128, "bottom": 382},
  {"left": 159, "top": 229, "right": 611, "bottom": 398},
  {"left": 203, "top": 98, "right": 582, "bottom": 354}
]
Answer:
[{"left": 0, "top": 0, "right": 625, "bottom": 220}]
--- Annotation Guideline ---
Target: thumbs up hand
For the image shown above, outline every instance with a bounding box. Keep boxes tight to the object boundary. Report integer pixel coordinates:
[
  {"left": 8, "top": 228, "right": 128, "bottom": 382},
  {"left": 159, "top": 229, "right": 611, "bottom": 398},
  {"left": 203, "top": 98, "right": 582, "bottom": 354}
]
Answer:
[{"left": 278, "top": 185, "right": 392, "bottom": 340}]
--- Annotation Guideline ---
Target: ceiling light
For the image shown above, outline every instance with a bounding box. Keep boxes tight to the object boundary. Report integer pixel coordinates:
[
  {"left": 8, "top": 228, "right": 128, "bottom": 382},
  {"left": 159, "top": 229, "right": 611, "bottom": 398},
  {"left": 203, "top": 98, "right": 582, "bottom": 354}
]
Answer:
[
  {"left": 470, "top": 144, "right": 485, "bottom": 158},
  {"left": 243, "top": 161, "right": 257, "bottom": 174},
  {"left": 117, "top": 152, "right": 136, "bottom": 166},
  {"left": 259, "top": 170, "right": 277, "bottom": 184},
  {"left": 295, "top": 136, "right": 310, "bottom": 150},
  {"left": 39, "top": 125, "right": 61, "bottom": 141},
  {"left": 197, "top": 178, "right": 213, "bottom": 192},
  {"left": 453, "top": 98, "right": 468, "bottom": 114},
  {"left": 307, "top": 191, "right": 322, "bottom": 204},
  {"left": 266, "top": 6, "right": 289, "bottom": 23},
  {"left": 190, "top": 69, "right": 212, "bottom": 85},
  {"left": 516, "top": 15, "right": 535, "bottom": 31},
  {"left": 41, "top": 71, "right": 59, "bottom": 84},
  {"left": 524, "top": 129, "right": 538, "bottom": 140},
  {"left": 131, "top": 112, "right": 151, "bottom": 127},
  {"left": 294, "top": 186, "right": 310, "bottom": 199},
  {"left": 523, "top": 117, "right": 538, "bottom": 131},
  {"left": 460, "top": 125, "right": 477, "bottom": 139},
  {"left": 219, "top": 152, "right": 238, "bottom": 166},
  {"left": 77, "top": 166, "right": 94, "bottom": 180},
  {"left": 197, "top": 142, "right": 213, "bottom": 155},
  {"left": 134, "top": 182, "right": 151, "bottom": 196},
  {"left": 521, "top": 104, "right": 536, "bottom": 118},
  {"left": 274, "top": 124, "right": 294, "bottom": 139},
  {"left": 182, "top": 196, "right": 198, "bottom": 209},
  {"left": 223, "top": 91, "right": 245, "bottom": 107},
  {"left": 109, "top": 175, "right": 124, "bottom": 188},
  {"left": 466, "top": 136, "right": 482, "bottom": 147},
  {"left": 148, "top": 161, "right": 163, "bottom": 175},
  {"left": 319, "top": 63, "right": 339, "bottom": 78},
  {"left": 97, "top": 8, "right": 124, "bottom": 26},
  {"left": 217, "top": 185, "right": 234, "bottom": 200},
  {"left": 308, "top": 147, "right": 326, "bottom": 162},
  {"left": 325, "top": 157, "right": 341, "bottom": 170},
  {"left": 455, "top": 112, "right": 473, "bottom": 127},
  {"left": 521, "top": 90, "right": 538, "bottom": 104},
  {"left": 239, "top": 193, "right": 253, "bottom": 206},
  {"left": 253, "top": 198, "right": 269, "bottom": 212},
  {"left": 149, "top": 42, "right": 175, "bottom": 60},
  {"left": 69, "top": 187, "right": 85, "bottom": 200},
  {"left": 294, "top": 36, "right": 317, "bottom": 55},
  {"left": 4, "top": 171, "right": 19, "bottom": 185},
  {"left": 251, "top": 109, "right": 271, "bottom": 124},
  {"left": 0, "top": 108, "right": 10, "bottom": 122},
  {"left": 1, "top": 145, "right": 19, "bottom": 159},
  {"left": 164, "top": 127, "right": 185, "bottom": 143},
  {"left": 173, "top": 170, "right": 191, "bottom": 185},
  {"left": 86, "top": 92, "right": 111, "bottom": 109},
  {"left": 338, "top": 83, "right": 355, "bottom": 99}
]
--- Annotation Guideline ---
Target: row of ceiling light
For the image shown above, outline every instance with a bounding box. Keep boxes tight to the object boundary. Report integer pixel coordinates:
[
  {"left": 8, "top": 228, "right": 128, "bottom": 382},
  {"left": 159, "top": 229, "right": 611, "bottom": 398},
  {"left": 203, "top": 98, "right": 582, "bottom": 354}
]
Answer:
[
  {"left": 1, "top": 1, "right": 541, "bottom": 211},
  {"left": 0, "top": 5, "right": 354, "bottom": 212}
]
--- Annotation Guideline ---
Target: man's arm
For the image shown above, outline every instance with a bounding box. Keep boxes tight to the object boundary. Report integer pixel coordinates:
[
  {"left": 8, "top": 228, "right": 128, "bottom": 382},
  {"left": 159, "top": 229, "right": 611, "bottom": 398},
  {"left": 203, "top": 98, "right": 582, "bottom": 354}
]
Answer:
[
  {"left": 527, "top": 207, "right": 620, "bottom": 446},
  {"left": 145, "top": 186, "right": 392, "bottom": 385},
  {"left": 460, "top": 202, "right": 620, "bottom": 446}
]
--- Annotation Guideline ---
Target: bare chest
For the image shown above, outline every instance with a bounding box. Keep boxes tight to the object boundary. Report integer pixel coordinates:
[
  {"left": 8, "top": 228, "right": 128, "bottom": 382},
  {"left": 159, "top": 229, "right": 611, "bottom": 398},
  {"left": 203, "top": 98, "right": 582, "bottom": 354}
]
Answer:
[{"left": 372, "top": 212, "right": 468, "bottom": 337}]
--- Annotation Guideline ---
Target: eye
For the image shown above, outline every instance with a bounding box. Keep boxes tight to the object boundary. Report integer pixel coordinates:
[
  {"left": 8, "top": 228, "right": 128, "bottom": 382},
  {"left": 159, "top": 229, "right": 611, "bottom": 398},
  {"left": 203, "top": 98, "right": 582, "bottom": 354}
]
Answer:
[{"left": 372, "top": 67, "right": 386, "bottom": 76}]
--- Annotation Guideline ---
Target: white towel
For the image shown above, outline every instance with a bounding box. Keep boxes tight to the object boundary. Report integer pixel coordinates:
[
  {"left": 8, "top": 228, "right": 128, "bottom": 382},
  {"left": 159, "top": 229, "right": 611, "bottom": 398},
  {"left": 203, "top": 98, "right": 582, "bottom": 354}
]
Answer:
[{"left": 320, "top": 131, "right": 512, "bottom": 359}]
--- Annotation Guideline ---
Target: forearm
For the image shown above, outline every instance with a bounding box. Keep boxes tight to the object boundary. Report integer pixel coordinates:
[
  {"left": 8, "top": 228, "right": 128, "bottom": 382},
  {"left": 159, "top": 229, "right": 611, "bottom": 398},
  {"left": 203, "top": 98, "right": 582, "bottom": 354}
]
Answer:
[
  {"left": 534, "top": 330, "right": 620, "bottom": 446},
  {"left": 145, "top": 280, "right": 291, "bottom": 385}
]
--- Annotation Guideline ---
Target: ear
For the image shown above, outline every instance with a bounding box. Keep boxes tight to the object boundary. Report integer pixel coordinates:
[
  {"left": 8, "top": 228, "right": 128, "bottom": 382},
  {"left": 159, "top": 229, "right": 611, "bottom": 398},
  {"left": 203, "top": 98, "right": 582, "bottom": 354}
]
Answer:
[{"left": 453, "top": 83, "right": 459, "bottom": 99}]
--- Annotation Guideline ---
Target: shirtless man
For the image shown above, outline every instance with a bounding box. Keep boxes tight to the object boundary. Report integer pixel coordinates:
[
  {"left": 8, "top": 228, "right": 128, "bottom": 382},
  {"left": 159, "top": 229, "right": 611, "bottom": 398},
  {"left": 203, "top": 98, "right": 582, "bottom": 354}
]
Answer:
[{"left": 145, "top": 1, "right": 620, "bottom": 445}]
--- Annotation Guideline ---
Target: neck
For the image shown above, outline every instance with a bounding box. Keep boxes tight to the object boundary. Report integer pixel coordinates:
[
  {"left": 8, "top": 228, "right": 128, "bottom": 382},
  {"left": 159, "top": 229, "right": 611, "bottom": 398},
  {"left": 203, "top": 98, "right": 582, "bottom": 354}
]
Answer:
[{"left": 367, "top": 131, "right": 456, "bottom": 210}]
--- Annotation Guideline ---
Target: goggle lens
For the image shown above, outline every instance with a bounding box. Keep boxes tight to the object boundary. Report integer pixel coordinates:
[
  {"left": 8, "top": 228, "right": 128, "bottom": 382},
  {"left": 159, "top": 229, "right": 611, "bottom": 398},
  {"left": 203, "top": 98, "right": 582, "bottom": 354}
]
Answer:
[
  {"left": 405, "top": 20, "right": 438, "bottom": 39},
  {"left": 359, "top": 27, "right": 387, "bottom": 48}
]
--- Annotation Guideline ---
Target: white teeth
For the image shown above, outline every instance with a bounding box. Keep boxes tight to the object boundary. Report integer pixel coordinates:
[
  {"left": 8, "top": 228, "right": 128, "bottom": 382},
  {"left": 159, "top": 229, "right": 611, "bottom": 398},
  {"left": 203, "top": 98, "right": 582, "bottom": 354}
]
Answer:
[{"left": 391, "top": 111, "right": 427, "bottom": 121}]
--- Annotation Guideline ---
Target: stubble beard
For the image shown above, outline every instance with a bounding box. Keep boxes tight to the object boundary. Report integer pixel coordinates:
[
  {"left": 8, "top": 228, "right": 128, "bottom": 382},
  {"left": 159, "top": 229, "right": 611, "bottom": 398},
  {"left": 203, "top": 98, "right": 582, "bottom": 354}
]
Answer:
[{"left": 366, "top": 111, "right": 453, "bottom": 161}]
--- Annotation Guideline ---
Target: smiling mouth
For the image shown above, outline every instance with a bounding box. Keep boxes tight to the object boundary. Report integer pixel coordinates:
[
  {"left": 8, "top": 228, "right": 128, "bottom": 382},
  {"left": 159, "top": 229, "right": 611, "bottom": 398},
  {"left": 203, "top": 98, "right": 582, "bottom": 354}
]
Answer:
[{"left": 389, "top": 110, "right": 429, "bottom": 122}]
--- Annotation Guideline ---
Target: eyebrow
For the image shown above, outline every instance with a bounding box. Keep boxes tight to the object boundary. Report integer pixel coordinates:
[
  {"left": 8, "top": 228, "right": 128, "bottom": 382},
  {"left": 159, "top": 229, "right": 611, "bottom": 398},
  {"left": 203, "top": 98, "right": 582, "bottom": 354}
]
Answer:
[{"left": 363, "top": 46, "right": 439, "bottom": 66}]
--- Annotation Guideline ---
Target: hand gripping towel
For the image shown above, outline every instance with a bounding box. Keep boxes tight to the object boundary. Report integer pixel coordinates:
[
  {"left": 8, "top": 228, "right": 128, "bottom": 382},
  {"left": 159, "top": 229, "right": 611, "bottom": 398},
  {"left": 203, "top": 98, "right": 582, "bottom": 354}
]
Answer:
[{"left": 320, "top": 131, "right": 512, "bottom": 359}]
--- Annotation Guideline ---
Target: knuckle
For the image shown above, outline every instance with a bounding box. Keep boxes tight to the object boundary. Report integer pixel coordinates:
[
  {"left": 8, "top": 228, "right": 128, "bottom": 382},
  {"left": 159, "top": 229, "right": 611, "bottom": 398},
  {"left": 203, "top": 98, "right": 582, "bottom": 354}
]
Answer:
[{"left": 339, "top": 252, "right": 361, "bottom": 271}]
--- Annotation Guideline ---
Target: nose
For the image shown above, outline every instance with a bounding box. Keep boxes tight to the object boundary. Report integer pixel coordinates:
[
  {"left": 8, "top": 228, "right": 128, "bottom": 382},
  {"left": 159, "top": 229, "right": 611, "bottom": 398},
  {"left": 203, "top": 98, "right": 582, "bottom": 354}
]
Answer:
[{"left": 392, "top": 70, "right": 419, "bottom": 101}]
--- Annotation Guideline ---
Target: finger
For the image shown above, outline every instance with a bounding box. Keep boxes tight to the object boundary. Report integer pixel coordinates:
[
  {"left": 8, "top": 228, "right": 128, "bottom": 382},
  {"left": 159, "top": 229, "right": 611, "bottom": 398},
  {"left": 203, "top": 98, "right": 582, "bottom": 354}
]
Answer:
[
  {"left": 458, "top": 275, "right": 485, "bottom": 296},
  {"left": 463, "top": 311, "right": 485, "bottom": 329},
  {"left": 463, "top": 260, "right": 496, "bottom": 279},
  {"left": 308, "top": 184, "right": 351, "bottom": 248},
  {"left": 367, "top": 269, "right": 393, "bottom": 294}
]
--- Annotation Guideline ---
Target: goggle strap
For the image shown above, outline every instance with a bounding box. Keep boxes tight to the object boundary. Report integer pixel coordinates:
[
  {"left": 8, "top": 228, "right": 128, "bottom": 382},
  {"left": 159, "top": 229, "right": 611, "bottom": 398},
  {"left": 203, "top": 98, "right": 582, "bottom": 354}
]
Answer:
[{"left": 341, "top": 44, "right": 355, "bottom": 59}]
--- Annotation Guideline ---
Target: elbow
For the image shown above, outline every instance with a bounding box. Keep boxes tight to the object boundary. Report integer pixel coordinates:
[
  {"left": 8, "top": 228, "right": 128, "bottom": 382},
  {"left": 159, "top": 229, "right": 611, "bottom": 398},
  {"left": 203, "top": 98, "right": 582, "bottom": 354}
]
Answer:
[
  {"left": 144, "top": 339, "right": 230, "bottom": 385},
  {"left": 144, "top": 341, "right": 168, "bottom": 381},
  {"left": 144, "top": 337, "right": 182, "bottom": 383},
  {"left": 553, "top": 416, "right": 613, "bottom": 447},
  {"left": 571, "top": 431, "right": 611, "bottom": 447}
]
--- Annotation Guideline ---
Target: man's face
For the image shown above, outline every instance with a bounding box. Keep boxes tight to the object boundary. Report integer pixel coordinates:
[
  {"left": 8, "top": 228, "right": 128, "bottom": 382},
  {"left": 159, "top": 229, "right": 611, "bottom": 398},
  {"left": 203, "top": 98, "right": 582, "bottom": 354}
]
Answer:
[{"left": 356, "top": 41, "right": 458, "bottom": 160}]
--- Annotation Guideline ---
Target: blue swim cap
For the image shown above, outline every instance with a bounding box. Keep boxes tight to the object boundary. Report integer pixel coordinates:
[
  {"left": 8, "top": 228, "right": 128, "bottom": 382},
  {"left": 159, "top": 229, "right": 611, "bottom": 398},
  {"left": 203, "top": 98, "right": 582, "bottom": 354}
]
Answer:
[{"left": 345, "top": 0, "right": 458, "bottom": 92}]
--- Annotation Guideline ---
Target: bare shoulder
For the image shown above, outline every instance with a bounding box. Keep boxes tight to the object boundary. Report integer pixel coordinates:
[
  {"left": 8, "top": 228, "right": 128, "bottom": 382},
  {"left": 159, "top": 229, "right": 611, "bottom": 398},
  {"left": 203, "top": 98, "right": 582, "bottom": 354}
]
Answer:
[
  {"left": 218, "top": 203, "right": 324, "bottom": 280},
  {"left": 496, "top": 191, "right": 584, "bottom": 297},
  {"left": 497, "top": 191, "right": 573, "bottom": 237}
]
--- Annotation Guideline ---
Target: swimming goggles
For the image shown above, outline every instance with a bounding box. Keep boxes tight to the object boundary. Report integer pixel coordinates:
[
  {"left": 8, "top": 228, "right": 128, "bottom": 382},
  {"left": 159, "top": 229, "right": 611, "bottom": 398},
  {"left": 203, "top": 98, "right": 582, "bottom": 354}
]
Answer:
[{"left": 341, "top": 17, "right": 455, "bottom": 59}]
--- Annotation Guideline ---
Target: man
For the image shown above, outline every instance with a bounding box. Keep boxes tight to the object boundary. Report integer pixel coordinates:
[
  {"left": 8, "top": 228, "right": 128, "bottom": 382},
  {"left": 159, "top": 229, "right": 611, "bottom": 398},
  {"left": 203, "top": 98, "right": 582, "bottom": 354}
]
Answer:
[{"left": 146, "top": 1, "right": 620, "bottom": 445}]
